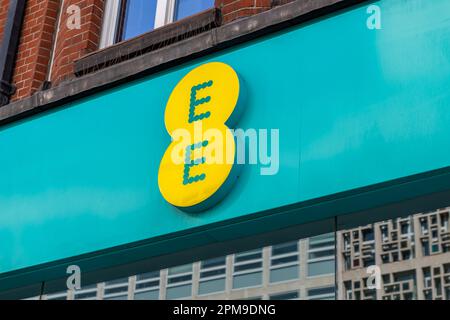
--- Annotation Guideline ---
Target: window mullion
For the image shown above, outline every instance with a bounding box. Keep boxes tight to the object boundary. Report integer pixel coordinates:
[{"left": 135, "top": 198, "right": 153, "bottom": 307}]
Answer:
[
  {"left": 100, "top": 0, "right": 122, "bottom": 48},
  {"left": 167, "top": 0, "right": 177, "bottom": 24}
]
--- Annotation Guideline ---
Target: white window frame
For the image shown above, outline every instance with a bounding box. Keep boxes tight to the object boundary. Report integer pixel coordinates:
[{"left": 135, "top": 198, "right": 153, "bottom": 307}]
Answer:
[
  {"left": 307, "top": 235, "right": 335, "bottom": 278},
  {"left": 166, "top": 265, "right": 193, "bottom": 299},
  {"left": 100, "top": 0, "right": 196, "bottom": 48},
  {"left": 232, "top": 249, "right": 264, "bottom": 290},
  {"left": 72, "top": 285, "right": 99, "bottom": 300},
  {"left": 100, "top": 0, "right": 121, "bottom": 49},
  {"left": 166, "top": 271, "right": 193, "bottom": 287},
  {"left": 307, "top": 286, "right": 336, "bottom": 300},
  {"left": 103, "top": 278, "right": 130, "bottom": 300},
  {"left": 198, "top": 258, "right": 227, "bottom": 296},
  {"left": 269, "top": 241, "right": 300, "bottom": 283},
  {"left": 45, "top": 291, "right": 68, "bottom": 300},
  {"left": 269, "top": 290, "right": 300, "bottom": 301},
  {"left": 134, "top": 272, "right": 160, "bottom": 299}
]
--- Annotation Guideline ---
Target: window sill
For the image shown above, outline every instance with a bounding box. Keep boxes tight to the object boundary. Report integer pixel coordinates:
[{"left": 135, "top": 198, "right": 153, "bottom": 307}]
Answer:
[{"left": 74, "top": 8, "right": 222, "bottom": 77}]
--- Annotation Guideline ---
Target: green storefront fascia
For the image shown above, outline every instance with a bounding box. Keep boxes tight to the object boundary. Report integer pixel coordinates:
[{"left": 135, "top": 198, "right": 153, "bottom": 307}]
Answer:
[{"left": 1, "top": 0, "right": 450, "bottom": 294}]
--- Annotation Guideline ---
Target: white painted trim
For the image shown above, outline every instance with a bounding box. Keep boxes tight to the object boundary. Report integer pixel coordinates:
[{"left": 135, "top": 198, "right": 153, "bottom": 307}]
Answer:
[
  {"left": 46, "top": 0, "right": 65, "bottom": 81},
  {"left": 154, "top": 0, "right": 170, "bottom": 28},
  {"left": 99, "top": 0, "right": 121, "bottom": 49},
  {"left": 166, "top": 0, "right": 177, "bottom": 24},
  {"left": 99, "top": 0, "right": 190, "bottom": 47}
]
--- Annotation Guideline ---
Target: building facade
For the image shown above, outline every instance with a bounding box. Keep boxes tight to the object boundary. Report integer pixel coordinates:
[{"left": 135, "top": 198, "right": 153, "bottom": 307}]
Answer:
[
  {"left": 338, "top": 208, "right": 450, "bottom": 300},
  {"left": 1, "top": 0, "right": 450, "bottom": 300},
  {"left": 29, "top": 208, "right": 449, "bottom": 300},
  {"left": 30, "top": 231, "right": 338, "bottom": 300},
  {"left": 0, "top": 0, "right": 276, "bottom": 105}
]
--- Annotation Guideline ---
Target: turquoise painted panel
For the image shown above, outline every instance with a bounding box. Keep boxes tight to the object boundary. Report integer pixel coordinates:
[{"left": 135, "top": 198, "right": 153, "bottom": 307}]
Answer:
[{"left": 1, "top": 0, "right": 450, "bottom": 274}]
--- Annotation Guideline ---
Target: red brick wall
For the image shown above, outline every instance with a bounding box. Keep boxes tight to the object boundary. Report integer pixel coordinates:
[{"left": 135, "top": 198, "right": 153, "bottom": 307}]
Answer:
[
  {"left": 215, "top": 0, "right": 273, "bottom": 23},
  {"left": 6, "top": 0, "right": 280, "bottom": 103},
  {"left": 10, "top": 0, "right": 59, "bottom": 101},
  {"left": 50, "top": 0, "right": 104, "bottom": 84},
  {"left": 0, "top": 0, "right": 10, "bottom": 42}
]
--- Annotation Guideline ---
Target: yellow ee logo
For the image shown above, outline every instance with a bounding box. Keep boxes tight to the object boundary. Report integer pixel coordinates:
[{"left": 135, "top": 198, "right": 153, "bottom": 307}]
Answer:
[{"left": 158, "top": 62, "right": 243, "bottom": 212}]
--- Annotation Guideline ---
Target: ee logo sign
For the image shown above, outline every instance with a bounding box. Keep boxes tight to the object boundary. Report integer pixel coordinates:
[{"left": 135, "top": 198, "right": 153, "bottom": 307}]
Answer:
[{"left": 158, "top": 62, "right": 244, "bottom": 212}]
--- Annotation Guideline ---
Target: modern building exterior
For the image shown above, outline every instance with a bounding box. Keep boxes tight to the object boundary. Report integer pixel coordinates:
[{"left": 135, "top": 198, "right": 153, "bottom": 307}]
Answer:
[
  {"left": 338, "top": 208, "right": 450, "bottom": 300},
  {"left": 1, "top": 0, "right": 450, "bottom": 300},
  {"left": 30, "top": 232, "right": 338, "bottom": 300}
]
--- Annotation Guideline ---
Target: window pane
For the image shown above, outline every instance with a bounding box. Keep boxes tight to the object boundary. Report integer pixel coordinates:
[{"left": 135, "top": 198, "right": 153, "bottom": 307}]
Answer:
[
  {"left": 240, "top": 296, "right": 262, "bottom": 301},
  {"left": 309, "top": 233, "right": 335, "bottom": 249},
  {"left": 308, "top": 249, "right": 335, "bottom": 259},
  {"left": 232, "top": 272, "right": 262, "bottom": 289},
  {"left": 308, "top": 260, "right": 335, "bottom": 277},
  {"left": 234, "top": 262, "right": 262, "bottom": 272},
  {"left": 136, "top": 281, "right": 159, "bottom": 290},
  {"left": 134, "top": 290, "right": 159, "bottom": 300},
  {"left": 167, "top": 274, "right": 192, "bottom": 284},
  {"left": 201, "top": 256, "right": 226, "bottom": 269},
  {"left": 104, "top": 286, "right": 128, "bottom": 295},
  {"left": 174, "top": 0, "right": 215, "bottom": 21},
  {"left": 271, "top": 241, "right": 298, "bottom": 256},
  {"left": 200, "top": 268, "right": 226, "bottom": 278},
  {"left": 270, "top": 291, "right": 299, "bottom": 300},
  {"left": 271, "top": 255, "right": 298, "bottom": 266},
  {"left": 122, "top": 0, "right": 158, "bottom": 40},
  {"left": 198, "top": 278, "right": 226, "bottom": 295},
  {"left": 104, "top": 295, "right": 128, "bottom": 300},
  {"left": 168, "top": 264, "right": 192, "bottom": 275},
  {"left": 166, "top": 284, "right": 192, "bottom": 299},
  {"left": 105, "top": 277, "right": 128, "bottom": 286},
  {"left": 46, "top": 292, "right": 67, "bottom": 300},
  {"left": 235, "top": 249, "right": 262, "bottom": 263},
  {"left": 77, "top": 284, "right": 97, "bottom": 290},
  {"left": 74, "top": 288, "right": 97, "bottom": 300},
  {"left": 47, "top": 296, "right": 67, "bottom": 300},
  {"left": 270, "top": 265, "right": 299, "bottom": 283},
  {"left": 136, "top": 271, "right": 159, "bottom": 281},
  {"left": 74, "top": 292, "right": 97, "bottom": 300},
  {"left": 308, "top": 286, "right": 335, "bottom": 300}
]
